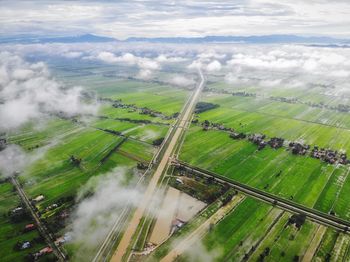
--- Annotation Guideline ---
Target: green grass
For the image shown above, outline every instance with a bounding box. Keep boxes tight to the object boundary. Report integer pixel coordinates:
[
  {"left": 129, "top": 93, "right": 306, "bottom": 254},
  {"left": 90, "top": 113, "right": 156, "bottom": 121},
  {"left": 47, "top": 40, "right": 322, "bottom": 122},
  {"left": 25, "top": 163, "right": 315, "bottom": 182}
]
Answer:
[
  {"left": 7, "top": 118, "right": 79, "bottom": 151},
  {"left": 0, "top": 73, "right": 188, "bottom": 260},
  {"left": 197, "top": 93, "right": 350, "bottom": 151},
  {"left": 249, "top": 213, "right": 316, "bottom": 261},
  {"left": 202, "top": 198, "right": 273, "bottom": 261},
  {"left": 313, "top": 228, "right": 339, "bottom": 261},
  {"left": 179, "top": 126, "right": 350, "bottom": 220},
  {"left": 0, "top": 182, "right": 46, "bottom": 262},
  {"left": 148, "top": 190, "right": 236, "bottom": 261}
]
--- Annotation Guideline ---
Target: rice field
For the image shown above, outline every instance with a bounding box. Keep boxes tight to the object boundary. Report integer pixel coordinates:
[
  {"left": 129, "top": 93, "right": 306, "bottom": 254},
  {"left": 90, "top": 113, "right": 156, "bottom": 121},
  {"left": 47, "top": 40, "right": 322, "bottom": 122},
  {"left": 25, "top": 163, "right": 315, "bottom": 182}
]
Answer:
[
  {"left": 0, "top": 61, "right": 193, "bottom": 261},
  {"left": 197, "top": 93, "right": 350, "bottom": 151},
  {"left": 173, "top": 88, "right": 350, "bottom": 262},
  {"left": 174, "top": 197, "right": 350, "bottom": 262}
]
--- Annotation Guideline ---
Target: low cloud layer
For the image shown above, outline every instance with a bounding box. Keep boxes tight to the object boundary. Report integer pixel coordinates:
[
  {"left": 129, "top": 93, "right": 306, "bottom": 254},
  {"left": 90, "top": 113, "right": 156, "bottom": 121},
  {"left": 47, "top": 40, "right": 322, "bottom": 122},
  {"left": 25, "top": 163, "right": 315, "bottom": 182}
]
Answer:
[
  {"left": 224, "top": 45, "right": 350, "bottom": 95},
  {"left": 0, "top": 145, "right": 28, "bottom": 177},
  {"left": 68, "top": 167, "right": 142, "bottom": 260},
  {"left": 206, "top": 60, "right": 222, "bottom": 72},
  {"left": 168, "top": 75, "right": 196, "bottom": 88},
  {"left": 0, "top": 142, "right": 56, "bottom": 178},
  {"left": 90, "top": 51, "right": 161, "bottom": 79},
  {"left": 1, "top": 1, "right": 350, "bottom": 39},
  {"left": 0, "top": 52, "right": 98, "bottom": 131}
]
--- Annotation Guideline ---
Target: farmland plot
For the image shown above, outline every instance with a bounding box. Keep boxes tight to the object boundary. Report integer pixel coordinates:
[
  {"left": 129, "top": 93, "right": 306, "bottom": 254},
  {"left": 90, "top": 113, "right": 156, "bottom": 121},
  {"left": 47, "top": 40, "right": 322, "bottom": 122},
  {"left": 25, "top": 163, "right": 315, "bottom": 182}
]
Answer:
[
  {"left": 197, "top": 93, "right": 350, "bottom": 151},
  {"left": 0, "top": 182, "right": 48, "bottom": 262},
  {"left": 180, "top": 127, "right": 350, "bottom": 219}
]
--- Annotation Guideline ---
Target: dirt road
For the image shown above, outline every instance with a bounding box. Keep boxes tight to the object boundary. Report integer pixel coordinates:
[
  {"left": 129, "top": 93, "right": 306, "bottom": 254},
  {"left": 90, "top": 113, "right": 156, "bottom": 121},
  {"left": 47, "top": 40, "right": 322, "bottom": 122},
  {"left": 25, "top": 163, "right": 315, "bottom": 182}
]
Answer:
[
  {"left": 301, "top": 225, "right": 326, "bottom": 262},
  {"left": 110, "top": 70, "right": 205, "bottom": 262},
  {"left": 160, "top": 195, "right": 245, "bottom": 262}
]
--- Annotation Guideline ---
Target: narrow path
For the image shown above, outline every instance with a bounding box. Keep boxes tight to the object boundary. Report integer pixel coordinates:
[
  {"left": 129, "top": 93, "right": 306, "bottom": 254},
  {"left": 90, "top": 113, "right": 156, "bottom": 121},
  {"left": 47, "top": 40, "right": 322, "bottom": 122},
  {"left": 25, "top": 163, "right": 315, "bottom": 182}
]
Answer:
[
  {"left": 161, "top": 195, "right": 245, "bottom": 262},
  {"left": 302, "top": 225, "right": 327, "bottom": 262}
]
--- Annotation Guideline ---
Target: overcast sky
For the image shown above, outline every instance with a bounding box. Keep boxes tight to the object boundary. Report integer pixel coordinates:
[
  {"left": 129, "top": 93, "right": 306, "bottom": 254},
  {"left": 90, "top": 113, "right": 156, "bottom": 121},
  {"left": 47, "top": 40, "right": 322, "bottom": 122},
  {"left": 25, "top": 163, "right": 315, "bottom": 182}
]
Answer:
[{"left": 0, "top": 0, "right": 350, "bottom": 39}]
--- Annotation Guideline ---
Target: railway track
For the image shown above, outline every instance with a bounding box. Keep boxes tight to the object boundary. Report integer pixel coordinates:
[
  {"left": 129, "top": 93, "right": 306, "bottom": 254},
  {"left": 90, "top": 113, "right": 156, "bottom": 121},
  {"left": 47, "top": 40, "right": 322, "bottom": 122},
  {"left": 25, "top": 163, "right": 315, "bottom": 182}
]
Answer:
[{"left": 173, "top": 160, "right": 350, "bottom": 232}]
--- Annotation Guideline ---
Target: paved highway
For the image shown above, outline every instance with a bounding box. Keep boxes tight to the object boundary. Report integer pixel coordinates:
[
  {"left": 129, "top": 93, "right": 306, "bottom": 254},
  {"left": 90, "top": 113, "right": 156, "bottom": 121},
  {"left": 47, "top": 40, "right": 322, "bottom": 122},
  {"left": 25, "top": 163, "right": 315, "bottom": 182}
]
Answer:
[{"left": 106, "top": 69, "right": 205, "bottom": 262}]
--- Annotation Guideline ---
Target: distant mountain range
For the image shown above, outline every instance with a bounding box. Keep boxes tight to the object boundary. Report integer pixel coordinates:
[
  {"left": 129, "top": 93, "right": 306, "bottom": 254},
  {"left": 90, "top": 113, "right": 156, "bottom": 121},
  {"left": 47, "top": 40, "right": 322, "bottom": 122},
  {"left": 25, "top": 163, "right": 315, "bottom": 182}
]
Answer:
[
  {"left": 0, "top": 34, "right": 115, "bottom": 44},
  {"left": 0, "top": 33, "right": 349, "bottom": 45},
  {"left": 126, "top": 35, "right": 350, "bottom": 44}
]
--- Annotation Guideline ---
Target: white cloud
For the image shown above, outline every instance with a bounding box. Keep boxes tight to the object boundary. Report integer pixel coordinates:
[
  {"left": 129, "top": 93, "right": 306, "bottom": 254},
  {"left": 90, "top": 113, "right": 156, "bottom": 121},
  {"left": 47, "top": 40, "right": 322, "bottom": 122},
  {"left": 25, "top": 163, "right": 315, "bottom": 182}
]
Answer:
[
  {"left": 68, "top": 167, "right": 142, "bottom": 260},
  {"left": 187, "top": 60, "right": 203, "bottom": 70},
  {"left": 206, "top": 60, "right": 222, "bottom": 72},
  {"left": 63, "top": 51, "right": 83, "bottom": 59},
  {"left": 224, "top": 45, "right": 350, "bottom": 95},
  {"left": 0, "top": 52, "right": 99, "bottom": 131},
  {"left": 0, "top": 145, "right": 28, "bottom": 177},
  {"left": 156, "top": 54, "right": 187, "bottom": 63},
  {"left": 93, "top": 51, "right": 160, "bottom": 78},
  {"left": 137, "top": 58, "right": 160, "bottom": 70},
  {"left": 136, "top": 69, "right": 153, "bottom": 80},
  {"left": 0, "top": 141, "right": 58, "bottom": 178},
  {"left": 168, "top": 75, "right": 196, "bottom": 88},
  {"left": 1, "top": 1, "right": 350, "bottom": 39}
]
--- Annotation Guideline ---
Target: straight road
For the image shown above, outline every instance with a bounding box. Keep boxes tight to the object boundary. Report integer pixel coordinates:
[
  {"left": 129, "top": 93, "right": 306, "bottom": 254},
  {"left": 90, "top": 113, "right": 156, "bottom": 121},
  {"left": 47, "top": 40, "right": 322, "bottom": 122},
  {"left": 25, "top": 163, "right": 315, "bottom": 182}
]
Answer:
[
  {"left": 109, "top": 69, "right": 205, "bottom": 262},
  {"left": 174, "top": 160, "right": 350, "bottom": 232},
  {"left": 10, "top": 176, "right": 67, "bottom": 261}
]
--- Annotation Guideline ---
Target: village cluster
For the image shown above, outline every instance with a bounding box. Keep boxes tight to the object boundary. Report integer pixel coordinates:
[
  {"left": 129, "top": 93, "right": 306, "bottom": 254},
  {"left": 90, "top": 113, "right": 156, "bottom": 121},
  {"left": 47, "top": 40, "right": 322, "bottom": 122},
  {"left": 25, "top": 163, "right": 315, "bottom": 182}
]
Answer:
[
  {"left": 8, "top": 192, "right": 71, "bottom": 261},
  {"left": 103, "top": 98, "right": 179, "bottom": 120},
  {"left": 199, "top": 119, "right": 349, "bottom": 166}
]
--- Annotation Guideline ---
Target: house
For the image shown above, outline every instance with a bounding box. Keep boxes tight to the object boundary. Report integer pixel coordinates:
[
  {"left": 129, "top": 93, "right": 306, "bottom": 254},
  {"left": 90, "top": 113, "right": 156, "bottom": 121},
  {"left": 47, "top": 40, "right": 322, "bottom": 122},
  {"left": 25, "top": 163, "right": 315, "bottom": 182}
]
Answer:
[
  {"left": 229, "top": 132, "right": 246, "bottom": 140},
  {"left": 33, "top": 195, "right": 45, "bottom": 202},
  {"left": 339, "top": 153, "right": 349, "bottom": 165},
  {"left": 248, "top": 134, "right": 267, "bottom": 150},
  {"left": 39, "top": 247, "right": 53, "bottom": 255},
  {"left": 268, "top": 137, "right": 284, "bottom": 149},
  {"left": 172, "top": 218, "right": 185, "bottom": 230},
  {"left": 289, "top": 142, "right": 309, "bottom": 155},
  {"left": 46, "top": 203, "right": 58, "bottom": 211},
  {"left": 176, "top": 178, "right": 184, "bottom": 184},
  {"left": 311, "top": 146, "right": 341, "bottom": 164},
  {"left": 11, "top": 207, "right": 24, "bottom": 214},
  {"left": 24, "top": 224, "right": 36, "bottom": 232},
  {"left": 21, "top": 241, "right": 31, "bottom": 250}
]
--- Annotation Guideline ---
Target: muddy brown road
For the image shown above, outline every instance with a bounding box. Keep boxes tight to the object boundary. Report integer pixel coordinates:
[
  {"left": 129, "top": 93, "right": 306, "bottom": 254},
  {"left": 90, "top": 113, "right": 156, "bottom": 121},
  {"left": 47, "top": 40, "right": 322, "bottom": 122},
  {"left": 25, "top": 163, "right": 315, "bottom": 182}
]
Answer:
[
  {"left": 160, "top": 195, "right": 245, "bottom": 262},
  {"left": 110, "top": 69, "right": 205, "bottom": 262}
]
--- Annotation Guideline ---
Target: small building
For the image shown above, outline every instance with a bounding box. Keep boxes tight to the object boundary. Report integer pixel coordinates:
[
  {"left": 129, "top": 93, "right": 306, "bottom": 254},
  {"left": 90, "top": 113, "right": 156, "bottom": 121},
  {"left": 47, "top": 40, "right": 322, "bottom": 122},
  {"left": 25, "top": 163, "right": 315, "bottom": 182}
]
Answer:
[
  {"left": 229, "top": 132, "right": 246, "bottom": 140},
  {"left": 24, "top": 224, "right": 36, "bottom": 232},
  {"left": 21, "top": 241, "right": 31, "bottom": 250},
  {"left": 11, "top": 207, "right": 24, "bottom": 214},
  {"left": 46, "top": 203, "right": 58, "bottom": 211},
  {"left": 289, "top": 142, "right": 309, "bottom": 155},
  {"left": 33, "top": 195, "right": 45, "bottom": 202},
  {"left": 268, "top": 137, "right": 284, "bottom": 149},
  {"left": 176, "top": 178, "right": 184, "bottom": 184},
  {"left": 172, "top": 218, "right": 185, "bottom": 230},
  {"left": 39, "top": 247, "right": 53, "bottom": 255}
]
